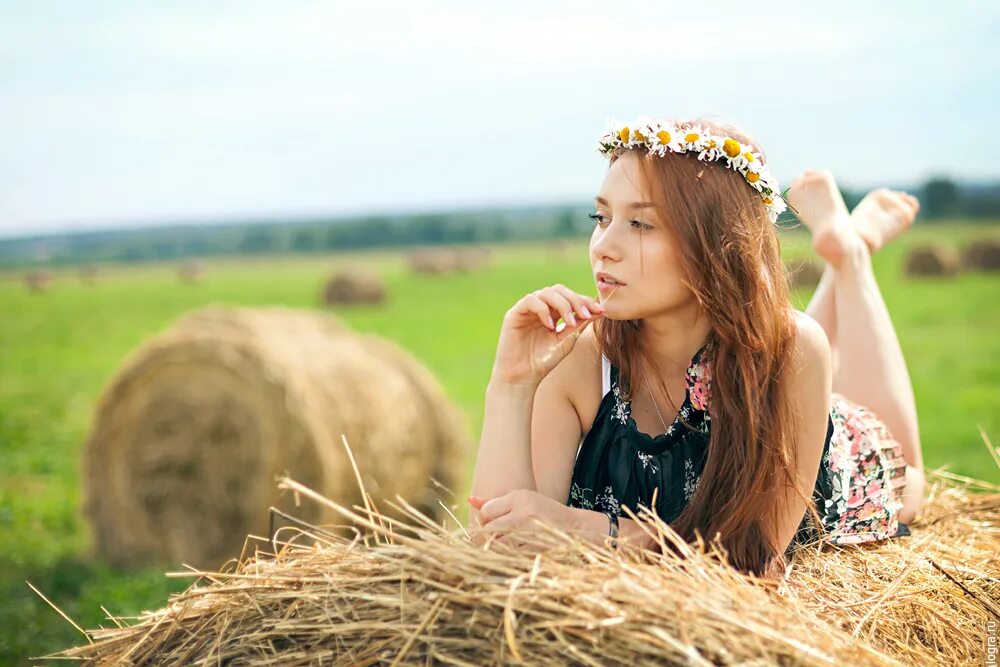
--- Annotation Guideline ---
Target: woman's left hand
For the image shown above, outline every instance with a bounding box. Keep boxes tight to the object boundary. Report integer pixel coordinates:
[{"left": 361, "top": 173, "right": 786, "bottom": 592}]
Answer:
[{"left": 467, "top": 489, "right": 572, "bottom": 549}]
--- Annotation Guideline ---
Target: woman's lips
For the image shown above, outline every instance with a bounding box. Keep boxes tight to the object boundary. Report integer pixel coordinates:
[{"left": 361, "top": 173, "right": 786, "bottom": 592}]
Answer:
[{"left": 597, "top": 279, "right": 624, "bottom": 293}]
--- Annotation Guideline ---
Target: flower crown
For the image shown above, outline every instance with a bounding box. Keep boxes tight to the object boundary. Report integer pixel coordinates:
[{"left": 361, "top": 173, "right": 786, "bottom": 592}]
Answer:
[{"left": 596, "top": 117, "right": 787, "bottom": 223}]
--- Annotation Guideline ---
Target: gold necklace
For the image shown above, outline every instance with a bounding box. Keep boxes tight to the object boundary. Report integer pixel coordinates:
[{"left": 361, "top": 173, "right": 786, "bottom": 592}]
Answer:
[{"left": 639, "top": 365, "right": 671, "bottom": 436}]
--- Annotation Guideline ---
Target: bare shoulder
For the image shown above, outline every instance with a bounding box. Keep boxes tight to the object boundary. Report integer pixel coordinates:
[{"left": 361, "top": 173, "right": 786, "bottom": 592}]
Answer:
[
  {"left": 537, "top": 324, "right": 604, "bottom": 434},
  {"left": 789, "top": 310, "right": 832, "bottom": 372},
  {"left": 786, "top": 310, "right": 833, "bottom": 415}
]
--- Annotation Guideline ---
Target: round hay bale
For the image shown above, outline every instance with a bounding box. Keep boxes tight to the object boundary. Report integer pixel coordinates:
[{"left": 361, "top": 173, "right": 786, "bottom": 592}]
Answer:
[
  {"left": 82, "top": 306, "right": 469, "bottom": 568},
  {"left": 904, "top": 244, "right": 960, "bottom": 278},
  {"left": 78, "top": 264, "right": 99, "bottom": 285},
  {"left": 24, "top": 269, "right": 51, "bottom": 292},
  {"left": 177, "top": 259, "right": 205, "bottom": 284},
  {"left": 454, "top": 246, "right": 493, "bottom": 273},
  {"left": 322, "top": 269, "right": 386, "bottom": 306},
  {"left": 961, "top": 237, "right": 1000, "bottom": 272},
  {"left": 548, "top": 240, "right": 570, "bottom": 261},
  {"left": 407, "top": 249, "right": 457, "bottom": 275},
  {"left": 784, "top": 257, "right": 824, "bottom": 291}
]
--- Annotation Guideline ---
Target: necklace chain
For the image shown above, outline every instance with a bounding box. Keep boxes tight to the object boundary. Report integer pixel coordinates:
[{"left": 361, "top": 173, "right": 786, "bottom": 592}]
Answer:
[{"left": 640, "top": 366, "right": 670, "bottom": 436}]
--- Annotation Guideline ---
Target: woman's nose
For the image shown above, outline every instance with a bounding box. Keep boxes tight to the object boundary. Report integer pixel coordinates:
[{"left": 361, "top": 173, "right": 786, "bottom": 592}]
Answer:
[{"left": 591, "top": 219, "right": 625, "bottom": 260}]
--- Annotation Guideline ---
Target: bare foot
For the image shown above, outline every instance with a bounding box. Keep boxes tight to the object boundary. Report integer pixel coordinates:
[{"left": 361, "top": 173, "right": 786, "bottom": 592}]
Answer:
[
  {"left": 786, "top": 169, "right": 857, "bottom": 267},
  {"left": 850, "top": 188, "right": 919, "bottom": 253}
]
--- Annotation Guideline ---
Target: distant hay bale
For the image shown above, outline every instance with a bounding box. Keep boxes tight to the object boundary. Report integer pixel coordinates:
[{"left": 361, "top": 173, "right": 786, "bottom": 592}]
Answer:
[
  {"left": 81, "top": 306, "right": 469, "bottom": 568},
  {"left": 785, "top": 257, "right": 824, "bottom": 291},
  {"left": 406, "top": 249, "right": 455, "bottom": 275},
  {"left": 904, "top": 244, "right": 960, "bottom": 278},
  {"left": 454, "top": 247, "right": 493, "bottom": 273},
  {"left": 59, "top": 463, "right": 1000, "bottom": 666},
  {"left": 78, "top": 264, "right": 99, "bottom": 285},
  {"left": 548, "top": 240, "right": 569, "bottom": 261},
  {"left": 961, "top": 237, "right": 1000, "bottom": 272},
  {"left": 23, "top": 269, "right": 51, "bottom": 292},
  {"left": 177, "top": 259, "right": 205, "bottom": 283},
  {"left": 408, "top": 247, "right": 494, "bottom": 275},
  {"left": 322, "top": 269, "right": 386, "bottom": 306}
]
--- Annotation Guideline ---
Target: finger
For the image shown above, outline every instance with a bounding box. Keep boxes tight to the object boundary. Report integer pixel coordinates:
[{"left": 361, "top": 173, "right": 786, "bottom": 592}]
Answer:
[
  {"left": 550, "top": 285, "right": 597, "bottom": 321},
  {"left": 555, "top": 311, "right": 594, "bottom": 346},
  {"left": 481, "top": 513, "right": 519, "bottom": 532},
  {"left": 479, "top": 495, "right": 513, "bottom": 524},
  {"left": 467, "top": 495, "right": 486, "bottom": 509},
  {"left": 521, "top": 295, "right": 557, "bottom": 330},
  {"left": 535, "top": 288, "right": 577, "bottom": 328}
]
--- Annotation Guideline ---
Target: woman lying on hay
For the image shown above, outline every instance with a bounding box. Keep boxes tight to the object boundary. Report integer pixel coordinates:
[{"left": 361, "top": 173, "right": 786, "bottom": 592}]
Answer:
[{"left": 470, "top": 116, "right": 926, "bottom": 580}]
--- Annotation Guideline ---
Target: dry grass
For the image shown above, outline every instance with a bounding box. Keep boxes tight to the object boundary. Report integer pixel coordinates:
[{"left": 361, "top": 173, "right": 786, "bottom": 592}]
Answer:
[{"left": 56, "top": 434, "right": 999, "bottom": 666}]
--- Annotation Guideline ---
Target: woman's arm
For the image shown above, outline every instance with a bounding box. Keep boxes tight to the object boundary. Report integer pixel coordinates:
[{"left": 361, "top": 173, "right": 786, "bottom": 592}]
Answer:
[
  {"left": 469, "top": 285, "right": 605, "bottom": 519},
  {"left": 771, "top": 313, "right": 833, "bottom": 556},
  {"left": 470, "top": 378, "right": 539, "bottom": 503},
  {"left": 565, "top": 507, "right": 657, "bottom": 553}
]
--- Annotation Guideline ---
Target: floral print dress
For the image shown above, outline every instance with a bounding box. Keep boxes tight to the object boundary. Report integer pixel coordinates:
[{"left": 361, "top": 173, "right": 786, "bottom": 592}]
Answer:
[{"left": 567, "top": 342, "right": 910, "bottom": 554}]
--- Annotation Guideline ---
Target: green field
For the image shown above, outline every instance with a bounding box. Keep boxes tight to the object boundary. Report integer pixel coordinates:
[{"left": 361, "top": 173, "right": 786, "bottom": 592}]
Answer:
[{"left": 2, "top": 226, "right": 998, "bottom": 663}]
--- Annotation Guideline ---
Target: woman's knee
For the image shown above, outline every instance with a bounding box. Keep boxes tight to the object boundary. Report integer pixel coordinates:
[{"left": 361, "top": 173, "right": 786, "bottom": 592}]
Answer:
[{"left": 897, "top": 465, "right": 925, "bottom": 524}]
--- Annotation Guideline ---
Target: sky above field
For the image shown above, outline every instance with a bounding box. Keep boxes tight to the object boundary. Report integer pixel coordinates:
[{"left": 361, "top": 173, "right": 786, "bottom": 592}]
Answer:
[{"left": 1, "top": 1, "right": 997, "bottom": 238}]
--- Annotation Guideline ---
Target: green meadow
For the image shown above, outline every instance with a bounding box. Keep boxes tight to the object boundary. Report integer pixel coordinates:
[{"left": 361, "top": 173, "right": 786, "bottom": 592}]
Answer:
[{"left": 1, "top": 225, "right": 998, "bottom": 662}]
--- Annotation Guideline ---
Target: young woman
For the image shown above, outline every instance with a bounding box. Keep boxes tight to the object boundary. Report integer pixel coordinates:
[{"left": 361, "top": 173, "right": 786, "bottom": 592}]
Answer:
[{"left": 468, "top": 117, "right": 924, "bottom": 578}]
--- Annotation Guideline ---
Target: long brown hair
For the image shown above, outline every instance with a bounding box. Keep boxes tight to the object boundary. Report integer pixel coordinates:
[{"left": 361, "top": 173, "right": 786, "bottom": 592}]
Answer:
[{"left": 595, "top": 118, "right": 822, "bottom": 577}]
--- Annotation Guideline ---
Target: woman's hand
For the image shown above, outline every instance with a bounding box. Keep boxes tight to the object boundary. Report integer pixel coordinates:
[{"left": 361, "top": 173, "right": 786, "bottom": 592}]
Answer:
[
  {"left": 467, "top": 490, "right": 573, "bottom": 549},
  {"left": 492, "top": 284, "right": 605, "bottom": 386}
]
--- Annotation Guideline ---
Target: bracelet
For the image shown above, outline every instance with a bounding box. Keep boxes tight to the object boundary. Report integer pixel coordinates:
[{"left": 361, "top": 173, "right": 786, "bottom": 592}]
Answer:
[{"left": 606, "top": 511, "right": 619, "bottom": 549}]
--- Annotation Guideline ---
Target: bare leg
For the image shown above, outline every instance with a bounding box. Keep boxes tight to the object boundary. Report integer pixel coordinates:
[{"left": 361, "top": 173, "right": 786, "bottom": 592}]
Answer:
[
  {"left": 787, "top": 171, "right": 925, "bottom": 523},
  {"left": 800, "top": 184, "right": 919, "bottom": 377},
  {"left": 804, "top": 265, "right": 838, "bottom": 373},
  {"left": 830, "top": 237, "right": 924, "bottom": 522}
]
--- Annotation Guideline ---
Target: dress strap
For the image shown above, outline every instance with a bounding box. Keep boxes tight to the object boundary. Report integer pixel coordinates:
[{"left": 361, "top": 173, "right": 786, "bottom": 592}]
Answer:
[{"left": 601, "top": 353, "right": 611, "bottom": 399}]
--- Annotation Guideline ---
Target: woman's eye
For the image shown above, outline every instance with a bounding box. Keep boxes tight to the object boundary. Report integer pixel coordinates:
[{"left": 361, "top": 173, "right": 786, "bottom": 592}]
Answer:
[
  {"left": 631, "top": 220, "right": 653, "bottom": 231},
  {"left": 587, "top": 213, "right": 608, "bottom": 226}
]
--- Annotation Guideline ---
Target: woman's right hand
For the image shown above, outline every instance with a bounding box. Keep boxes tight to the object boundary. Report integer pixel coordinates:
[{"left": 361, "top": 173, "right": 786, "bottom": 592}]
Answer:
[{"left": 491, "top": 284, "right": 606, "bottom": 387}]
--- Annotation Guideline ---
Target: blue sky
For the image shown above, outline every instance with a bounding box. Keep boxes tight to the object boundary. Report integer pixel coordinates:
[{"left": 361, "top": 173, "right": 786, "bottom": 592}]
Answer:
[{"left": 1, "top": 1, "right": 997, "bottom": 238}]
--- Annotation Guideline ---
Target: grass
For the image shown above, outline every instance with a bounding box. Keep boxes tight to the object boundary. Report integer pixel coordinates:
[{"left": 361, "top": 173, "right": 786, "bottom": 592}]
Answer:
[{"left": 1, "top": 224, "right": 998, "bottom": 663}]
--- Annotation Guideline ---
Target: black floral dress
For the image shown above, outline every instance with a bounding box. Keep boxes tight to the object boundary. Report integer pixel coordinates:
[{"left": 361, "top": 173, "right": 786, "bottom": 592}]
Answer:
[{"left": 567, "top": 342, "right": 911, "bottom": 556}]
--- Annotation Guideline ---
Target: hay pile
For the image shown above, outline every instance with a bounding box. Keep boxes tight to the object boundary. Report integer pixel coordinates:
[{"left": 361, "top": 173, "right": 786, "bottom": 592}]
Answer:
[
  {"left": 904, "top": 245, "right": 960, "bottom": 278},
  {"left": 177, "top": 259, "right": 205, "bottom": 283},
  {"left": 79, "top": 264, "right": 99, "bottom": 285},
  {"left": 58, "top": 442, "right": 999, "bottom": 665},
  {"left": 24, "top": 269, "right": 51, "bottom": 292},
  {"left": 82, "top": 306, "right": 469, "bottom": 569},
  {"left": 407, "top": 249, "right": 458, "bottom": 275},
  {"left": 322, "top": 269, "right": 387, "bottom": 306},
  {"left": 407, "top": 247, "right": 492, "bottom": 275},
  {"left": 962, "top": 237, "right": 1000, "bottom": 272}
]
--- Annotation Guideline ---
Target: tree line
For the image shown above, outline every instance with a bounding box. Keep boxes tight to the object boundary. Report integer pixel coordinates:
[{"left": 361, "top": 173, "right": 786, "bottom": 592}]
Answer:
[{"left": 1, "top": 177, "right": 996, "bottom": 269}]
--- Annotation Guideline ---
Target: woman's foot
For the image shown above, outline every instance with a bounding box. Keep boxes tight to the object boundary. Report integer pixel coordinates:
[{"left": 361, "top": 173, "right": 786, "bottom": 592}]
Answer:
[
  {"left": 786, "top": 169, "right": 858, "bottom": 267},
  {"left": 850, "top": 188, "right": 919, "bottom": 253}
]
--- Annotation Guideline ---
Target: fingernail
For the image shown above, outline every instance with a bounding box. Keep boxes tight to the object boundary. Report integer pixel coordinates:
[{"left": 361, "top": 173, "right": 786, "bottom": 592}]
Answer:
[
  {"left": 567, "top": 313, "right": 577, "bottom": 326},
  {"left": 581, "top": 306, "right": 592, "bottom": 318}
]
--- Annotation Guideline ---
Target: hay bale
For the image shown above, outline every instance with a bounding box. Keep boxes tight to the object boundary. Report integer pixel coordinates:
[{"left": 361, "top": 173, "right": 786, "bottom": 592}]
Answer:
[
  {"left": 177, "top": 259, "right": 205, "bottom": 283},
  {"left": 785, "top": 257, "right": 824, "bottom": 291},
  {"left": 81, "top": 306, "right": 469, "bottom": 568},
  {"left": 454, "top": 246, "right": 493, "bottom": 273},
  {"left": 322, "top": 269, "right": 386, "bottom": 306},
  {"left": 904, "top": 244, "right": 960, "bottom": 278},
  {"left": 78, "top": 264, "right": 99, "bottom": 285},
  {"left": 548, "top": 240, "right": 570, "bottom": 261},
  {"left": 59, "top": 464, "right": 1000, "bottom": 666},
  {"left": 961, "top": 237, "right": 1000, "bottom": 272},
  {"left": 23, "top": 269, "right": 51, "bottom": 292},
  {"left": 407, "top": 249, "right": 458, "bottom": 275}
]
